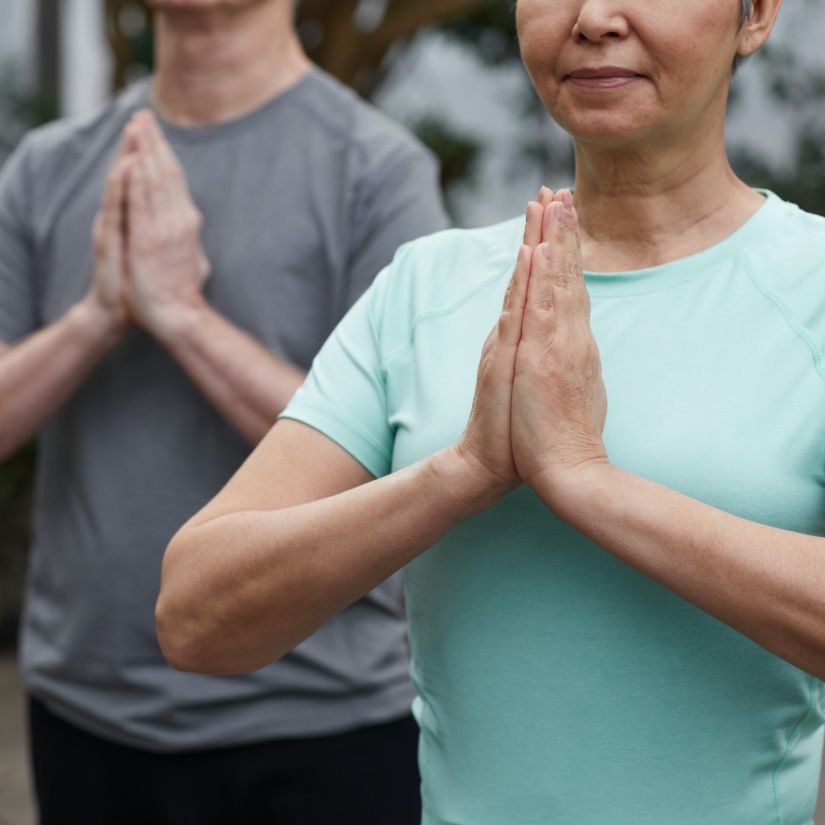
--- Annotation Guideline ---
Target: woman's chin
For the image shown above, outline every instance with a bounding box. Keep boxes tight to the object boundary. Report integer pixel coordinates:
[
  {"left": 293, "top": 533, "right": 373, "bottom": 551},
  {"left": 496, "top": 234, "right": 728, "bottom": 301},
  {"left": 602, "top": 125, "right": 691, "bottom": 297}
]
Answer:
[{"left": 556, "top": 112, "right": 659, "bottom": 148}]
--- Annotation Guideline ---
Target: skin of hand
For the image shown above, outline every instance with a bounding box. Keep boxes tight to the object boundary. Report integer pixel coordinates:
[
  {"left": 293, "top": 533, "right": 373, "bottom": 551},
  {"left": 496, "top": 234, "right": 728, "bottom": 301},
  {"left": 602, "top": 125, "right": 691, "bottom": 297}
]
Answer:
[
  {"left": 87, "top": 132, "right": 139, "bottom": 336},
  {"left": 511, "top": 192, "right": 609, "bottom": 490},
  {"left": 125, "top": 109, "right": 211, "bottom": 340},
  {"left": 453, "top": 192, "right": 551, "bottom": 496}
]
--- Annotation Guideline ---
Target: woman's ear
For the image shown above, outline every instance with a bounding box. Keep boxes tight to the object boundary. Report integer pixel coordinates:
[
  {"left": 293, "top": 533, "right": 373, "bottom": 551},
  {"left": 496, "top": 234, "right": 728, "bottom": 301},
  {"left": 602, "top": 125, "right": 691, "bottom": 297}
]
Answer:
[{"left": 737, "top": 0, "right": 783, "bottom": 59}]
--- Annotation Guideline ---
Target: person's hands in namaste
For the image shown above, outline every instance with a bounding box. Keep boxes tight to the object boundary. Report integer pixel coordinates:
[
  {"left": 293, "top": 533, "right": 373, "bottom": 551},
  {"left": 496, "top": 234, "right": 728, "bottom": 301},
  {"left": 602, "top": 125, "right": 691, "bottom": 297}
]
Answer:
[
  {"left": 456, "top": 188, "right": 609, "bottom": 502},
  {"left": 124, "top": 110, "right": 211, "bottom": 343}
]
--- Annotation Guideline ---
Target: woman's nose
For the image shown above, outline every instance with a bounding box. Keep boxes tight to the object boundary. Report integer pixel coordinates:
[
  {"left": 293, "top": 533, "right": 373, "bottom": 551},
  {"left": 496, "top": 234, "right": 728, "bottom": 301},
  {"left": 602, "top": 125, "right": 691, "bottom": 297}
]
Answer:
[{"left": 572, "top": 0, "right": 630, "bottom": 42}]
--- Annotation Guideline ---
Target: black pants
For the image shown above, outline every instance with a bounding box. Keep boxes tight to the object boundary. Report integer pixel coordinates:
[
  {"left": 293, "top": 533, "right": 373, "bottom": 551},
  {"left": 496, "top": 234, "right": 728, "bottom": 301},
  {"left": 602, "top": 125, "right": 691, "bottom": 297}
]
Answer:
[{"left": 29, "top": 696, "right": 421, "bottom": 825}]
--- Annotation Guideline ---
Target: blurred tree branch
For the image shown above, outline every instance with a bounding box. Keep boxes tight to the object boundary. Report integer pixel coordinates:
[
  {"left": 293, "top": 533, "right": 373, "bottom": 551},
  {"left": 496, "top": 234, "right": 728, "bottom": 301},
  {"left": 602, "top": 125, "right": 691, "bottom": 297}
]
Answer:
[
  {"left": 103, "top": 0, "right": 497, "bottom": 97},
  {"left": 297, "top": 0, "right": 495, "bottom": 93}
]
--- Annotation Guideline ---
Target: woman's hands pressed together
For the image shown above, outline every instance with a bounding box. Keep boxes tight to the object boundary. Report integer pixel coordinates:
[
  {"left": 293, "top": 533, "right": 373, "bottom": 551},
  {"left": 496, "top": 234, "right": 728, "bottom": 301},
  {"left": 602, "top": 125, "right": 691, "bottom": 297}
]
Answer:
[
  {"left": 455, "top": 195, "right": 545, "bottom": 497},
  {"left": 512, "top": 192, "right": 608, "bottom": 493},
  {"left": 456, "top": 188, "right": 608, "bottom": 503}
]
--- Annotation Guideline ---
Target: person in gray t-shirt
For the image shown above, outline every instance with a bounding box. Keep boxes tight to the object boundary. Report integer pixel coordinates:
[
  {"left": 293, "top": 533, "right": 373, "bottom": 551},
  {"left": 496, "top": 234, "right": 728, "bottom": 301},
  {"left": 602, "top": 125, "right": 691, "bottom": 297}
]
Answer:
[{"left": 0, "top": 1, "right": 447, "bottom": 822}]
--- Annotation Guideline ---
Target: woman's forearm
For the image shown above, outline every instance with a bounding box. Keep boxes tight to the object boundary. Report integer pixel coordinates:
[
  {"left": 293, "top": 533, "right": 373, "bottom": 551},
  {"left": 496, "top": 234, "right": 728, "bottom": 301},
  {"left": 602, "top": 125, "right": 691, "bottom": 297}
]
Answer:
[
  {"left": 157, "top": 446, "right": 499, "bottom": 675},
  {"left": 535, "top": 462, "right": 825, "bottom": 679}
]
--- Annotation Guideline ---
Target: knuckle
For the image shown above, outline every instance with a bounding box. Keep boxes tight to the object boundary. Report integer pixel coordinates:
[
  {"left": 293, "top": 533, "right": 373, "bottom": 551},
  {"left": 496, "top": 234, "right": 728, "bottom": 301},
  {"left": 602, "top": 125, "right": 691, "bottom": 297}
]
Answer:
[
  {"left": 92, "top": 222, "right": 107, "bottom": 250},
  {"left": 186, "top": 209, "right": 203, "bottom": 234}
]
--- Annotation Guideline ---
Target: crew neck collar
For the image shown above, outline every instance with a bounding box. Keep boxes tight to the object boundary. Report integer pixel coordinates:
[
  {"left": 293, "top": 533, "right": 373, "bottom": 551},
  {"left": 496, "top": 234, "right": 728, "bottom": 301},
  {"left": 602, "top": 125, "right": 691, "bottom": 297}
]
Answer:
[
  {"left": 135, "top": 66, "right": 317, "bottom": 143},
  {"left": 579, "top": 190, "right": 783, "bottom": 298}
]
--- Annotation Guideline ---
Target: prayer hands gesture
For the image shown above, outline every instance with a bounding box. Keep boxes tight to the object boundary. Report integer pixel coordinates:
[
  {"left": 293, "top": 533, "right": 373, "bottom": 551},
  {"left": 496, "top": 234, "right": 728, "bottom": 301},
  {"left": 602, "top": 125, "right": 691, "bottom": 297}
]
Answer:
[
  {"left": 87, "top": 109, "right": 210, "bottom": 341},
  {"left": 456, "top": 189, "right": 608, "bottom": 499}
]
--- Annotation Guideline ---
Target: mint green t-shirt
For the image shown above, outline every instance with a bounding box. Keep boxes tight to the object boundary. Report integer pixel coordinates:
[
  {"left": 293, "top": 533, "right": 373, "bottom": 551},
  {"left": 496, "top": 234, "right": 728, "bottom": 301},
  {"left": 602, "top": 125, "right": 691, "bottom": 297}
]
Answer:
[{"left": 281, "top": 191, "right": 825, "bottom": 824}]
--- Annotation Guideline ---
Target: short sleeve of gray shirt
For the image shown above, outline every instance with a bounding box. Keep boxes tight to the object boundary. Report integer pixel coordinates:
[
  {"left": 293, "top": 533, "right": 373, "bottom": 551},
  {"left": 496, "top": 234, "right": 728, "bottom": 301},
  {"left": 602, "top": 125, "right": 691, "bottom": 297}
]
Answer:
[
  {"left": 0, "top": 134, "right": 38, "bottom": 342},
  {"left": 1, "top": 68, "right": 449, "bottom": 751}
]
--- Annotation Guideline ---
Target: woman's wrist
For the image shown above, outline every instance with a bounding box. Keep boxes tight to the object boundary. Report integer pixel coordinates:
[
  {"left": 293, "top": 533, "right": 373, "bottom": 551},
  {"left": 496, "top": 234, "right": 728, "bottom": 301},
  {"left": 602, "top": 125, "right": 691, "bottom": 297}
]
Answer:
[
  {"left": 429, "top": 445, "right": 517, "bottom": 518},
  {"left": 528, "top": 458, "right": 615, "bottom": 522}
]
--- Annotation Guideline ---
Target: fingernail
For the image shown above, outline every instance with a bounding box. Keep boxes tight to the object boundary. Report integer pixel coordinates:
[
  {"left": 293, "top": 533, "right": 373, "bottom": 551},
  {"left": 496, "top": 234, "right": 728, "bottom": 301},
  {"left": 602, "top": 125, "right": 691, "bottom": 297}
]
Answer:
[
  {"left": 539, "top": 185, "right": 551, "bottom": 199},
  {"left": 560, "top": 189, "right": 574, "bottom": 208},
  {"left": 541, "top": 242, "right": 552, "bottom": 259}
]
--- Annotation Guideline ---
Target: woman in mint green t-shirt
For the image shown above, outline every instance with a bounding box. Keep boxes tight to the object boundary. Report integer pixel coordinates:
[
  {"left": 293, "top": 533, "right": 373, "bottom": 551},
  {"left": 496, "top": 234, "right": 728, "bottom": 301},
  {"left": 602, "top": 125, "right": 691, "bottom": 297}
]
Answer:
[{"left": 158, "top": 0, "right": 825, "bottom": 822}]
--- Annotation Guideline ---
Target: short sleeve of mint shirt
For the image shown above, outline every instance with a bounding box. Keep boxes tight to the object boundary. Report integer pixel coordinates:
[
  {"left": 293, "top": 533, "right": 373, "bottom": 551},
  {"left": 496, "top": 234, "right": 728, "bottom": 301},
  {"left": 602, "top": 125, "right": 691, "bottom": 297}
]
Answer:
[
  {"left": 280, "top": 221, "right": 519, "bottom": 478},
  {"left": 281, "top": 260, "right": 397, "bottom": 478}
]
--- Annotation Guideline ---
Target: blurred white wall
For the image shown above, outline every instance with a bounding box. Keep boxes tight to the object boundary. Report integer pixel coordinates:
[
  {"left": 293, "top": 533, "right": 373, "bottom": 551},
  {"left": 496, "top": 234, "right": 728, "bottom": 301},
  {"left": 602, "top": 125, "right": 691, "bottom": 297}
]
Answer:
[
  {"left": 0, "top": 0, "right": 109, "bottom": 117},
  {"left": 0, "top": 0, "right": 34, "bottom": 73},
  {"left": 62, "top": 0, "right": 111, "bottom": 118}
]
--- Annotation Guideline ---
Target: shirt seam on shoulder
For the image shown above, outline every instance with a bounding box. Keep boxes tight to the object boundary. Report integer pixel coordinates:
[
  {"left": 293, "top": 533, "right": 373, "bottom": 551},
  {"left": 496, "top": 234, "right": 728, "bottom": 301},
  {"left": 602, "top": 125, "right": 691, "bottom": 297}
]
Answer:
[
  {"left": 381, "top": 266, "right": 511, "bottom": 370},
  {"left": 345, "top": 151, "right": 431, "bottom": 275},
  {"left": 19, "top": 137, "right": 42, "bottom": 328},
  {"left": 771, "top": 675, "right": 821, "bottom": 825},
  {"left": 742, "top": 257, "right": 825, "bottom": 387},
  {"left": 285, "top": 91, "right": 420, "bottom": 168}
]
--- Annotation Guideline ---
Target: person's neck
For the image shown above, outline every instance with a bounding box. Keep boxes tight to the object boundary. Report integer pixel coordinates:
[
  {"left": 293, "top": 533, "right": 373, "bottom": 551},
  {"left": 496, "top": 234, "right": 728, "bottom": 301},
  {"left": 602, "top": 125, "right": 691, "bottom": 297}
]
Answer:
[
  {"left": 151, "top": 4, "right": 311, "bottom": 127},
  {"left": 571, "top": 113, "right": 764, "bottom": 273}
]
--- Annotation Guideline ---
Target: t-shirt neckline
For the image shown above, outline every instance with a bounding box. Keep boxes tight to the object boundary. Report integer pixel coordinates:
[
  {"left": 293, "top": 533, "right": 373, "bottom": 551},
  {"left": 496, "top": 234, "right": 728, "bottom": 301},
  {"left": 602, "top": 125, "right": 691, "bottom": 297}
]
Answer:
[
  {"left": 133, "top": 66, "right": 318, "bottom": 144},
  {"left": 578, "top": 189, "right": 783, "bottom": 297}
]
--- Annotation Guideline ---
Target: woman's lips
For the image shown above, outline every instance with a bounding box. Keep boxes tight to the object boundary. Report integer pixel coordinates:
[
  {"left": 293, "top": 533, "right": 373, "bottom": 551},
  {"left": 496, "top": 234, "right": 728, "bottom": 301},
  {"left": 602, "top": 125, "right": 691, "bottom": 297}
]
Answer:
[{"left": 566, "top": 69, "right": 643, "bottom": 90}]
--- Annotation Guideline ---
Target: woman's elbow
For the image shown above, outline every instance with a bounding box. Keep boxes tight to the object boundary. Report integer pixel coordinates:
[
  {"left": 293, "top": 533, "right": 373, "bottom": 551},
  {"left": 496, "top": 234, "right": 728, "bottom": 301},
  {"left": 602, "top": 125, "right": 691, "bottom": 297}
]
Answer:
[
  {"left": 155, "top": 531, "right": 223, "bottom": 674},
  {"left": 155, "top": 529, "right": 288, "bottom": 675}
]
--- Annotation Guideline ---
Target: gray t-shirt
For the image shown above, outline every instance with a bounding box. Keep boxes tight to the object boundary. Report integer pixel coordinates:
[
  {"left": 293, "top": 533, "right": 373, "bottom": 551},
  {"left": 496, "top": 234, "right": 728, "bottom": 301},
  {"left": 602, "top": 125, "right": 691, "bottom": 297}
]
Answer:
[{"left": 0, "top": 68, "right": 448, "bottom": 751}]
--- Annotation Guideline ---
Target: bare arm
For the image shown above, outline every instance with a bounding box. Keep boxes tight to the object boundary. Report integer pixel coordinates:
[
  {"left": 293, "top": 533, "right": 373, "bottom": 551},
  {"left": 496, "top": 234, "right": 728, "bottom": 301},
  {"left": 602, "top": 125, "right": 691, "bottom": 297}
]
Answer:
[
  {"left": 0, "top": 301, "right": 123, "bottom": 459},
  {"left": 156, "top": 421, "right": 495, "bottom": 674},
  {"left": 537, "top": 462, "right": 825, "bottom": 680},
  {"left": 150, "top": 303, "right": 305, "bottom": 445},
  {"left": 156, "top": 199, "right": 547, "bottom": 675},
  {"left": 0, "top": 146, "right": 135, "bottom": 460}
]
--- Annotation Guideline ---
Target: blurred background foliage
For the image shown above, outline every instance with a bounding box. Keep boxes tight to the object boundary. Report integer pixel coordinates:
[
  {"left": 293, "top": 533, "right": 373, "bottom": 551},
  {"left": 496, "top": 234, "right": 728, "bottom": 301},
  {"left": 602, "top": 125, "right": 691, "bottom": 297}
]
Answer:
[{"left": 2, "top": 0, "right": 825, "bottom": 644}]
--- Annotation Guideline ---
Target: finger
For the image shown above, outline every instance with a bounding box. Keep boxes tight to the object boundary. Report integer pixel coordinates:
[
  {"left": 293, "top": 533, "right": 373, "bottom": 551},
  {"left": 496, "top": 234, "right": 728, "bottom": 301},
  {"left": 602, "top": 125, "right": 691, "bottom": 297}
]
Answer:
[
  {"left": 127, "top": 159, "right": 154, "bottom": 238},
  {"left": 539, "top": 186, "right": 554, "bottom": 208},
  {"left": 145, "top": 112, "right": 185, "bottom": 181},
  {"left": 121, "top": 120, "right": 141, "bottom": 158},
  {"left": 499, "top": 244, "right": 532, "bottom": 347},
  {"left": 132, "top": 115, "right": 165, "bottom": 210},
  {"left": 142, "top": 112, "right": 198, "bottom": 232},
  {"left": 152, "top": 119, "right": 196, "bottom": 228},
  {"left": 96, "top": 158, "right": 130, "bottom": 250},
  {"left": 541, "top": 202, "right": 588, "bottom": 332},
  {"left": 111, "top": 118, "right": 141, "bottom": 164},
  {"left": 542, "top": 188, "right": 573, "bottom": 241},
  {"left": 523, "top": 201, "right": 543, "bottom": 249},
  {"left": 521, "top": 240, "right": 554, "bottom": 344}
]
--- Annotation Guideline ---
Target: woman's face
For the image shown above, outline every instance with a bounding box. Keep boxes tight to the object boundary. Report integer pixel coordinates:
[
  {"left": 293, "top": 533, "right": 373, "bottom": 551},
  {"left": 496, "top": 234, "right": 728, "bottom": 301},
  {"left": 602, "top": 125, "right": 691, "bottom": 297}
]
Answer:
[{"left": 516, "top": 0, "right": 750, "bottom": 147}]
